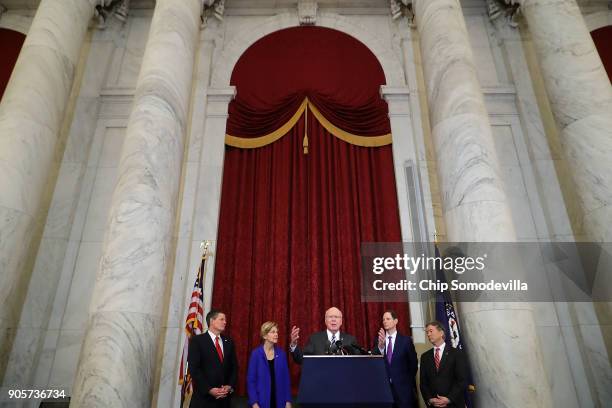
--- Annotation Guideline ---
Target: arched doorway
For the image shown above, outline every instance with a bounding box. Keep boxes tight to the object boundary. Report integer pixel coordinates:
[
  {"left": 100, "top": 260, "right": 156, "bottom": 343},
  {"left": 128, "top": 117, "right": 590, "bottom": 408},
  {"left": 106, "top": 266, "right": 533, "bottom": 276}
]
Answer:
[{"left": 211, "top": 26, "right": 410, "bottom": 394}]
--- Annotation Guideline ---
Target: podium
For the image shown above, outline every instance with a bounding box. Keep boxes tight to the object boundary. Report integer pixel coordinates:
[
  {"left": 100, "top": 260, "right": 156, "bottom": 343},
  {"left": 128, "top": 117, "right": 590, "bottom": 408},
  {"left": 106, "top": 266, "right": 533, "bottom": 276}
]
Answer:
[{"left": 297, "top": 355, "right": 393, "bottom": 408}]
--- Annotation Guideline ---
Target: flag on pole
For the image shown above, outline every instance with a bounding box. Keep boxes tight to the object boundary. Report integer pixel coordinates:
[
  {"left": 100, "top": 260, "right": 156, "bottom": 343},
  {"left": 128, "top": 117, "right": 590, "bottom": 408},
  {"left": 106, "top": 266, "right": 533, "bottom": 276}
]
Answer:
[
  {"left": 179, "top": 242, "right": 209, "bottom": 408},
  {"left": 434, "top": 244, "right": 476, "bottom": 407}
]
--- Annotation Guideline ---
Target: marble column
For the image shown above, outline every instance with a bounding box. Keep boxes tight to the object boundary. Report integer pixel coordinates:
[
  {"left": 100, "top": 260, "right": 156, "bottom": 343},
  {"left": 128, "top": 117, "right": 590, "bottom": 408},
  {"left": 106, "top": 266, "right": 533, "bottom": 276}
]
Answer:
[
  {"left": 70, "top": 0, "right": 201, "bottom": 406},
  {"left": 413, "top": 1, "right": 553, "bottom": 406},
  {"left": 0, "top": 0, "right": 96, "bottom": 381},
  {"left": 521, "top": 0, "right": 612, "bottom": 244},
  {"left": 520, "top": 2, "right": 612, "bottom": 403}
]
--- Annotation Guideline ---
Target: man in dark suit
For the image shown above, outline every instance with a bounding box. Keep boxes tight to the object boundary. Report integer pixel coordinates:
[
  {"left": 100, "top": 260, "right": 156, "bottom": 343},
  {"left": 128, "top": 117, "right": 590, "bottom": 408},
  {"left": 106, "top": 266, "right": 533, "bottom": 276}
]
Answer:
[
  {"left": 419, "top": 321, "right": 467, "bottom": 408},
  {"left": 372, "top": 310, "right": 418, "bottom": 408},
  {"left": 289, "top": 307, "right": 358, "bottom": 364},
  {"left": 188, "top": 310, "right": 238, "bottom": 408}
]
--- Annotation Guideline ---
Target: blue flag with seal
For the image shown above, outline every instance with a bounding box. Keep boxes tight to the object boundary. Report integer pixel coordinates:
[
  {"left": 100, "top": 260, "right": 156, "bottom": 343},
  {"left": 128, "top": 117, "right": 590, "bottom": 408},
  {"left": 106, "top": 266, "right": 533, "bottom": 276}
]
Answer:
[{"left": 434, "top": 244, "right": 476, "bottom": 407}]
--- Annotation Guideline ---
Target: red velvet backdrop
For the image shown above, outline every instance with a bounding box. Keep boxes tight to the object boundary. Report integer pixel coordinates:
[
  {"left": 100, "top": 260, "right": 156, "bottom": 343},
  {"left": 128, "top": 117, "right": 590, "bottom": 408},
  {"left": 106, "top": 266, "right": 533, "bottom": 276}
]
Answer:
[
  {"left": 592, "top": 26, "right": 612, "bottom": 82},
  {"left": 0, "top": 28, "right": 26, "bottom": 101},
  {"left": 212, "top": 27, "right": 409, "bottom": 394}
]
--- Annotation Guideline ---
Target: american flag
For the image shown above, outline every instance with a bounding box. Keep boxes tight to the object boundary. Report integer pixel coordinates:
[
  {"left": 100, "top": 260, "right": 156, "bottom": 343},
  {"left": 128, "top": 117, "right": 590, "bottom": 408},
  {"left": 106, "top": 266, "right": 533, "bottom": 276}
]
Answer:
[
  {"left": 434, "top": 243, "right": 476, "bottom": 407},
  {"left": 179, "top": 243, "right": 209, "bottom": 408}
]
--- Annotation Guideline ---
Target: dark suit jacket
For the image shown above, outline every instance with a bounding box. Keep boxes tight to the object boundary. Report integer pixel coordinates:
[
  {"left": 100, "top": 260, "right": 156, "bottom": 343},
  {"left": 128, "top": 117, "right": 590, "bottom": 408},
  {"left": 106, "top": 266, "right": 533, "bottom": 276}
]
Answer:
[
  {"left": 188, "top": 331, "right": 238, "bottom": 408},
  {"left": 372, "top": 333, "right": 418, "bottom": 408},
  {"left": 247, "top": 345, "right": 292, "bottom": 408},
  {"left": 419, "top": 344, "right": 467, "bottom": 408},
  {"left": 291, "top": 331, "right": 358, "bottom": 364}
]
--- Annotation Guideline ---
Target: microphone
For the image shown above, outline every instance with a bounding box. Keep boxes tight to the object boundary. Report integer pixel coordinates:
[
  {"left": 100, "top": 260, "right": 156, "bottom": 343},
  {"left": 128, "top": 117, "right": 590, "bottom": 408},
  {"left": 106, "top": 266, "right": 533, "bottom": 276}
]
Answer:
[
  {"left": 334, "top": 339, "right": 344, "bottom": 355},
  {"left": 328, "top": 338, "right": 340, "bottom": 355},
  {"left": 348, "top": 342, "right": 370, "bottom": 355}
]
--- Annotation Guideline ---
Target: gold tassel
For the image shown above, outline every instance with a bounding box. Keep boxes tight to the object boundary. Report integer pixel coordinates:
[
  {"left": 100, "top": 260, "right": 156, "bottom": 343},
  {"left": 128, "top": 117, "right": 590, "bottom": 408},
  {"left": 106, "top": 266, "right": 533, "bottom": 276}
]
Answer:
[
  {"left": 303, "top": 134, "right": 309, "bottom": 155},
  {"left": 303, "top": 104, "right": 309, "bottom": 155}
]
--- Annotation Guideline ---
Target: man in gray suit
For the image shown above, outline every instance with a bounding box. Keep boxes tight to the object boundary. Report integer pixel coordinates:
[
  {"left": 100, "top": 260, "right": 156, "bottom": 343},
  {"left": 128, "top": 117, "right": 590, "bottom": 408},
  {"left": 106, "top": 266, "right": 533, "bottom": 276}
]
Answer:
[{"left": 289, "top": 306, "right": 358, "bottom": 364}]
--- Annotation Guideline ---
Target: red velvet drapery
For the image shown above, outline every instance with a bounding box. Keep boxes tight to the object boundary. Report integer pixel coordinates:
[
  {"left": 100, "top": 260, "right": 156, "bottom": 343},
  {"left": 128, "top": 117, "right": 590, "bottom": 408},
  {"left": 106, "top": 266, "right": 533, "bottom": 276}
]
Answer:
[
  {"left": 212, "top": 27, "right": 409, "bottom": 395},
  {"left": 592, "top": 26, "right": 612, "bottom": 83},
  {"left": 0, "top": 28, "right": 26, "bottom": 101}
]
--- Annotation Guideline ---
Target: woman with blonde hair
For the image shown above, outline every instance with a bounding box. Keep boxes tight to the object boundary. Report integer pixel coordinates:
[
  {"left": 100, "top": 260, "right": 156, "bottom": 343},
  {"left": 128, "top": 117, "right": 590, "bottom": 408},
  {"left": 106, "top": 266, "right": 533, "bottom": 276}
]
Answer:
[{"left": 247, "top": 321, "right": 292, "bottom": 408}]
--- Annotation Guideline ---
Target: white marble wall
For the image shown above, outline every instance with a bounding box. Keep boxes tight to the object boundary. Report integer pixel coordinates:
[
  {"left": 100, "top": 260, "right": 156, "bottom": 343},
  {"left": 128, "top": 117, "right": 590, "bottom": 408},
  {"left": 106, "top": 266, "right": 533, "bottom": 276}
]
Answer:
[{"left": 3, "top": 1, "right": 610, "bottom": 406}]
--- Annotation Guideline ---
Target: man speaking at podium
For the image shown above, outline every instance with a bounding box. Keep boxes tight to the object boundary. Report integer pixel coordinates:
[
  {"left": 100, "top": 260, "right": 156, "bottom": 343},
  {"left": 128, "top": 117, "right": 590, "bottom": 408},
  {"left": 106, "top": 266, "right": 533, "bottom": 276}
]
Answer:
[{"left": 289, "top": 307, "right": 359, "bottom": 364}]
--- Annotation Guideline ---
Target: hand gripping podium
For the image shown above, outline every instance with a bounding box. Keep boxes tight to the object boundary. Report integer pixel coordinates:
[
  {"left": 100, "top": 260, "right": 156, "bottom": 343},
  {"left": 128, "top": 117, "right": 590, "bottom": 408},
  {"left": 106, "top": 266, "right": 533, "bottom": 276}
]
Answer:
[{"left": 297, "top": 355, "right": 393, "bottom": 408}]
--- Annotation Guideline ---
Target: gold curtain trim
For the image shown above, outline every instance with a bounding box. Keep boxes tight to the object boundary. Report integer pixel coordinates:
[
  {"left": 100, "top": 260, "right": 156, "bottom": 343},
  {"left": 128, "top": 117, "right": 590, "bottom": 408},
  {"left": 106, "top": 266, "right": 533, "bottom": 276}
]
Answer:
[{"left": 225, "top": 98, "right": 392, "bottom": 148}]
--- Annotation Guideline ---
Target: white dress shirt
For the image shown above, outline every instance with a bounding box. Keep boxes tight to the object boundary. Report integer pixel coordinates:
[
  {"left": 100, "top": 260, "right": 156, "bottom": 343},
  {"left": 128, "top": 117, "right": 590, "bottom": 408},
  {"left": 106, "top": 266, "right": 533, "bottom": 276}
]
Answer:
[
  {"left": 379, "top": 330, "right": 397, "bottom": 355},
  {"left": 327, "top": 330, "right": 340, "bottom": 343},
  {"left": 433, "top": 341, "right": 445, "bottom": 362},
  {"left": 208, "top": 330, "right": 224, "bottom": 355}
]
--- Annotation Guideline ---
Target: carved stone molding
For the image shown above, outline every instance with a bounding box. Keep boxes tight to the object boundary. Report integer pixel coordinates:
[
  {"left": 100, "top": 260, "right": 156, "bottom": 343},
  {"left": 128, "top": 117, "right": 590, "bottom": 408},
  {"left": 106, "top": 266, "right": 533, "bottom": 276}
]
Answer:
[
  {"left": 487, "top": 0, "right": 521, "bottom": 28},
  {"left": 390, "top": 0, "right": 414, "bottom": 25},
  {"left": 202, "top": 0, "right": 224, "bottom": 28},
  {"left": 298, "top": 0, "right": 317, "bottom": 26},
  {"left": 94, "top": 0, "right": 129, "bottom": 29}
]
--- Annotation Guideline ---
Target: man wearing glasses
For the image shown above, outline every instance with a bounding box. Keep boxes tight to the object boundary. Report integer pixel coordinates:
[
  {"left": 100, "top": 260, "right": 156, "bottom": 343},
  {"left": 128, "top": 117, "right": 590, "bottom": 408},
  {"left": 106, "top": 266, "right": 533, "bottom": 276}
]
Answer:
[{"left": 289, "top": 307, "right": 358, "bottom": 364}]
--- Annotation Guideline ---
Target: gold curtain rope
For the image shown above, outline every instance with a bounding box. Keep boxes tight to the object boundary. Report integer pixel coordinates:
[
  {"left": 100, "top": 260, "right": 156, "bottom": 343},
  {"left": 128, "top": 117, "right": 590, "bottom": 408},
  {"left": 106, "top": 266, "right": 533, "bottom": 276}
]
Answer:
[{"left": 225, "top": 97, "right": 392, "bottom": 149}]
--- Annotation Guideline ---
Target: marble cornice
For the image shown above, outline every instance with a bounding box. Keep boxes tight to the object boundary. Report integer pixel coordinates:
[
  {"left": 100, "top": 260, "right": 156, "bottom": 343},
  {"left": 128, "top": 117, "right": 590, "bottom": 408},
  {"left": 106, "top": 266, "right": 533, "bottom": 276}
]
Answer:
[{"left": 2, "top": 0, "right": 154, "bottom": 10}]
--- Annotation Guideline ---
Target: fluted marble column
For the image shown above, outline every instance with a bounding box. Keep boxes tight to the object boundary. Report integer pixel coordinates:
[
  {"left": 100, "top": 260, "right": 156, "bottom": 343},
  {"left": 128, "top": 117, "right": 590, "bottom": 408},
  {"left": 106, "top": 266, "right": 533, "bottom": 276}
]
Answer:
[
  {"left": 70, "top": 0, "right": 201, "bottom": 406},
  {"left": 0, "top": 0, "right": 96, "bottom": 381},
  {"left": 520, "top": 0, "right": 612, "bottom": 243},
  {"left": 413, "top": 1, "right": 553, "bottom": 406}
]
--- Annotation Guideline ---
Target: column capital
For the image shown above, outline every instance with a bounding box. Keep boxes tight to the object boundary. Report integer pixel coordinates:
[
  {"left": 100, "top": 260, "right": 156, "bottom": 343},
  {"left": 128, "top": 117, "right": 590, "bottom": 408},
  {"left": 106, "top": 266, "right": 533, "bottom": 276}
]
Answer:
[
  {"left": 487, "top": 0, "right": 521, "bottom": 28},
  {"left": 206, "top": 86, "right": 236, "bottom": 117},
  {"left": 201, "top": 0, "right": 224, "bottom": 28},
  {"left": 207, "top": 86, "right": 236, "bottom": 102},
  {"left": 380, "top": 85, "right": 410, "bottom": 101},
  {"left": 391, "top": 0, "right": 414, "bottom": 24},
  {"left": 380, "top": 86, "right": 411, "bottom": 116},
  {"left": 93, "top": 0, "right": 129, "bottom": 29}
]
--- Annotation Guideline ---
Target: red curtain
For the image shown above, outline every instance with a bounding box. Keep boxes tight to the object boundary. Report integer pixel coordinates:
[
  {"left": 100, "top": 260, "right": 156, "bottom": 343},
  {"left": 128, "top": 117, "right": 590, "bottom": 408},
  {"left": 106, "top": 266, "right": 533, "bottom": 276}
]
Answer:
[
  {"left": 592, "top": 26, "right": 612, "bottom": 83},
  {"left": 211, "top": 27, "right": 409, "bottom": 395},
  {"left": 0, "top": 28, "right": 26, "bottom": 101}
]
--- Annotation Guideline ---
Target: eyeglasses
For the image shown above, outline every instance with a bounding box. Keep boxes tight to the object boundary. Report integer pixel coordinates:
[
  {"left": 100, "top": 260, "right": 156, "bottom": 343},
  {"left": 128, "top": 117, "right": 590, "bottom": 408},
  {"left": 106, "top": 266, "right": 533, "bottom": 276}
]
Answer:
[{"left": 326, "top": 315, "right": 342, "bottom": 319}]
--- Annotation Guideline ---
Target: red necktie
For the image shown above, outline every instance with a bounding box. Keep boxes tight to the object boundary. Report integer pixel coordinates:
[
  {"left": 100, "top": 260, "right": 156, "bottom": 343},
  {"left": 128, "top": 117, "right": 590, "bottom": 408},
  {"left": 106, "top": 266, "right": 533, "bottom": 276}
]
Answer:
[
  {"left": 215, "top": 336, "right": 224, "bottom": 362},
  {"left": 434, "top": 347, "right": 440, "bottom": 371}
]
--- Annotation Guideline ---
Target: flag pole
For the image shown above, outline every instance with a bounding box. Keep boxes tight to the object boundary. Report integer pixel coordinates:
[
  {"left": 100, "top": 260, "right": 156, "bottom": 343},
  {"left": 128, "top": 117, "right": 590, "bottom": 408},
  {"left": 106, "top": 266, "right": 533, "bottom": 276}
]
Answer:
[{"left": 180, "top": 240, "right": 211, "bottom": 408}]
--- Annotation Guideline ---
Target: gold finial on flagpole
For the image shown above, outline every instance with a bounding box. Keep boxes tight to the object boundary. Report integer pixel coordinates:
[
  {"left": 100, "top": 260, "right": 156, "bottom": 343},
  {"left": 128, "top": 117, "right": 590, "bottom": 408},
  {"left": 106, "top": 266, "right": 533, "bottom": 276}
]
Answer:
[{"left": 200, "top": 240, "right": 211, "bottom": 259}]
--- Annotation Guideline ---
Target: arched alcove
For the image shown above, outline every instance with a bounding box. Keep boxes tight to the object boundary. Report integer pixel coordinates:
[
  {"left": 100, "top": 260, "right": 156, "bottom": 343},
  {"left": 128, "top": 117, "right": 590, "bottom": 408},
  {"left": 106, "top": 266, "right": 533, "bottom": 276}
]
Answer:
[
  {"left": 211, "top": 12, "right": 406, "bottom": 88},
  {"left": 210, "top": 25, "right": 410, "bottom": 395}
]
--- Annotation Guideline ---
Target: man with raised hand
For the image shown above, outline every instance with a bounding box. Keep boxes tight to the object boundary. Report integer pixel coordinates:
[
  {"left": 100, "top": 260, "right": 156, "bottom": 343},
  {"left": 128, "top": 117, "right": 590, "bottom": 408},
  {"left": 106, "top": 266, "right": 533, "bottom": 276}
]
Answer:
[{"left": 289, "top": 306, "right": 358, "bottom": 364}]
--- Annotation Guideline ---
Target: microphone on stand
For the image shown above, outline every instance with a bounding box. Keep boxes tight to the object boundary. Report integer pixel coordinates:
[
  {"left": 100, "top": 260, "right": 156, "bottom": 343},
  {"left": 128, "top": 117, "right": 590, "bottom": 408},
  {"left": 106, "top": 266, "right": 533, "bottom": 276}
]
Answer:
[
  {"left": 348, "top": 342, "right": 370, "bottom": 355},
  {"left": 335, "top": 339, "right": 344, "bottom": 355}
]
